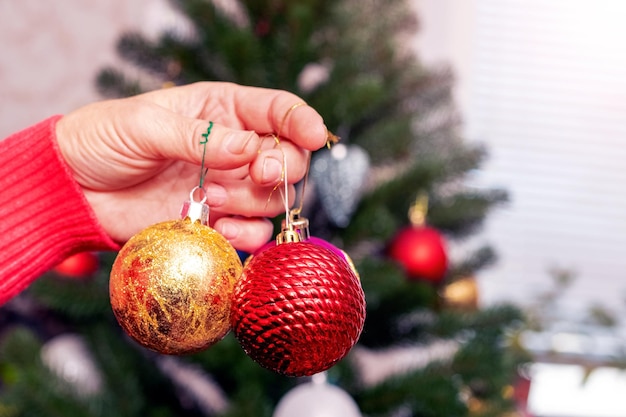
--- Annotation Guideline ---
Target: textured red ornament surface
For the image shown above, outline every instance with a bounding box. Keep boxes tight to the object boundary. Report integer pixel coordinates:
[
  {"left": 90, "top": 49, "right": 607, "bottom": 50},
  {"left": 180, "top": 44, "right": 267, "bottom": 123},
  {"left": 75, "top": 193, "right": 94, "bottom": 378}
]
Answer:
[
  {"left": 231, "top": 241, "right": 366, "bottom": 377},
  {"left": 388, "top": 226, "right": 448, "bottom": 283},
  {"left": 250, "top": 236, "right": 359, "bottom": 278}
]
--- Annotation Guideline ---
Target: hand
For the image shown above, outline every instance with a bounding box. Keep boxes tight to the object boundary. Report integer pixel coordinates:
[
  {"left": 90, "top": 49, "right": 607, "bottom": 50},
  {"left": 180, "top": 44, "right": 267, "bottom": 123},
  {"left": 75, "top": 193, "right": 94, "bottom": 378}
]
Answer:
[{"left": 55, "top": 82, "right": 327, "bottom": 252}]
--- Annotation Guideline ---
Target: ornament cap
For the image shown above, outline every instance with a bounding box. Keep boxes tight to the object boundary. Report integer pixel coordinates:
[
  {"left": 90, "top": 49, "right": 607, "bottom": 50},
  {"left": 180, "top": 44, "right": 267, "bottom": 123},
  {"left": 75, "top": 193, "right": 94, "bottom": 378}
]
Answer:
[
  {"left": 409, "top": 192, "right": 429, "bottom": 227},
  {"left": 276, "top": 229, "right": 301, "bottom": 244},
  {"left": 180, "top": 186, "right": 209, "bottom": 225},
  {"left": 280, "top": 210, "right": 311, "bottom": 241}
]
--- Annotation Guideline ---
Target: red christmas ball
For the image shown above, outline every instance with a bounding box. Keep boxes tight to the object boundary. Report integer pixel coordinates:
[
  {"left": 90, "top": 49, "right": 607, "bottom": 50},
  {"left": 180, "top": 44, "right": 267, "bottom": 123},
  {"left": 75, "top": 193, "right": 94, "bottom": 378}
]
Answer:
[
  {"left": 53, "top": 252, "right": 99, "bottom": 278},
  {"left": 231, "top": 241, "right": 366, "bottom": 377},
  {"left": 387, "top": 226, "right": 448, "bottom": 283},
  {"left": 249, "top": 236, "right": 360, "bottom": 279}
]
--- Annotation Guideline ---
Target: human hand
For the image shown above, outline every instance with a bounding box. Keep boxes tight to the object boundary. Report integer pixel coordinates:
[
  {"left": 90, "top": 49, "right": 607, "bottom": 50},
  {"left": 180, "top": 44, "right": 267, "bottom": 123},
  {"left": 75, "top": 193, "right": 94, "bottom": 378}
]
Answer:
[{"left": 55, "top": 82, "right": 327, "bottom": 252}]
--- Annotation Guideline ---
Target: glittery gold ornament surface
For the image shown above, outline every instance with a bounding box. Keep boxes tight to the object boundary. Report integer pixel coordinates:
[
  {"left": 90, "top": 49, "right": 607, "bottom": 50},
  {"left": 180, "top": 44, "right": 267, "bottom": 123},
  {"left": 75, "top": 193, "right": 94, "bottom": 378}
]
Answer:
[
  {"left": 110, "top": 219, "right": 242, "bottom": 355},
  {"left": 440, "top": 276, "right": 479, "bottom": 311}
]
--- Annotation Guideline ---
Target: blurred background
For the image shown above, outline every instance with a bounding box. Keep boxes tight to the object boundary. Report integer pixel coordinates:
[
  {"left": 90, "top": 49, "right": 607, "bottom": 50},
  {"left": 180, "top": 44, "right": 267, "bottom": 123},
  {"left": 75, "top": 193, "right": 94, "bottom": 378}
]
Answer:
[
  {"left": 4, "top": 0, "right": 626, "bottom": 315},
  {"left": 2, "top": 1, "right": 626, "bottom": 416},
  {"left": 415, "top": 2, "right": 626, "bottom": 415},
  {"left": 419, "top": 0, "right": 626, "bottom": 315}
]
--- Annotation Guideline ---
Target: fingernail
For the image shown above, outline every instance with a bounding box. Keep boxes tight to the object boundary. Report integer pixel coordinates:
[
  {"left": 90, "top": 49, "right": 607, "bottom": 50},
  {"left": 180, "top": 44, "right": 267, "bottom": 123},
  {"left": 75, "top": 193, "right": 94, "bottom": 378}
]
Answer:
[
  {"left": 219, "top": 222, "right": 239, "bottom": 240},
  {"left": 204, "top": 183, "right": 227, "bottom": 207},
  {"left": 262, "top": 156, "right": 283, "bottom": 183},
  {"left": 226, "top": 131, "right": 255, "bottom": 154}
]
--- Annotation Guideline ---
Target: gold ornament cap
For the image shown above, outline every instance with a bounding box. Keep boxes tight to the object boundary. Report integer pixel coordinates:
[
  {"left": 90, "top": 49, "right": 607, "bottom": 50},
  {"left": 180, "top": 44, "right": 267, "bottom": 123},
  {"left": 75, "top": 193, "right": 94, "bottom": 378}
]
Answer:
[
  {"left": 409, "top": 192, "right": 429, "bottom": 227},
  {"left": 180, "top": 186, "right": 209, "bottom": 225},
  {"left": 276, "top": 210, "right": 310, "bottom": 244}
]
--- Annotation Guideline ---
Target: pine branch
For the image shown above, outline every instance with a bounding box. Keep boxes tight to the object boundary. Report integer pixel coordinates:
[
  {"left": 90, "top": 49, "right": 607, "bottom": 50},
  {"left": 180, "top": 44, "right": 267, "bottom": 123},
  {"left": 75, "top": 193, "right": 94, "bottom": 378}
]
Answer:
[
  {"left": 95, "top": 68, "right": 144, "bottom": 98},
  {"left": 447, "top": 245, "right": 498, "bottom": 278},
  {"left": 28, "top": 273, "right": 111, "bottom": 321}
]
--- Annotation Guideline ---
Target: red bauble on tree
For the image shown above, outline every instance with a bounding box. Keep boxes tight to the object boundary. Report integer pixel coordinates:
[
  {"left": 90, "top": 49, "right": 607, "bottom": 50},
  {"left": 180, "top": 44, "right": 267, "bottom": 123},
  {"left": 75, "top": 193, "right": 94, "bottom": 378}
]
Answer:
[
  {"left": 247, "top": 213, "right": 360, "bottom": 279},
  {"left": 388, "top": 226, "right": 448, "bottom": 283},
  {"left": 387, "top": 193, "right": 448, "bottom": 284},
  {"left": 231, "top": 217, "right": 366, "bottom": 377},
  {"left": 53, "top": 252, "right": 99, "bottom": 278}
]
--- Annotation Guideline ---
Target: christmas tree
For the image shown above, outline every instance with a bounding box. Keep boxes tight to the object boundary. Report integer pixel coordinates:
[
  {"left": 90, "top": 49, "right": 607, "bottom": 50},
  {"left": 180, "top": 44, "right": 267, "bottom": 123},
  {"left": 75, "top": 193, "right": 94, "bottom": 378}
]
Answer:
[{"left": 0, "top": 1, "right": 529, "bottom": 416}]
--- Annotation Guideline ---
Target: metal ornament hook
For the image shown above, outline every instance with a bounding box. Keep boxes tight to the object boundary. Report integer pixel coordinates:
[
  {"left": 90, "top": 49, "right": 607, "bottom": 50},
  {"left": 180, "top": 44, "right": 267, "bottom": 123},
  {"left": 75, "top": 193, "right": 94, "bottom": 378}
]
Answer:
[
  {"left": 180, "top": 186, "right": 210, "bottom": 225},
  {"left": 276, "top": 210, "right": 311, "bottom": 245},
  {"left": 408, "top": 192, "right": 429, "bottom": 227}
]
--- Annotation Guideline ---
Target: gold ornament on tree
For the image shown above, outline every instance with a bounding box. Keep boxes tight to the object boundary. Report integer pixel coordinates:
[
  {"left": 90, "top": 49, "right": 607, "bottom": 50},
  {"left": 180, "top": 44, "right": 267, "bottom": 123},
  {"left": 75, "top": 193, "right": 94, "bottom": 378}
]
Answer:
[
  {"left": 109, "top": 122, "right": 243, "bottom": 355},
  {"left": 440, "top": 276, "right": 479, "bottom": 311}
]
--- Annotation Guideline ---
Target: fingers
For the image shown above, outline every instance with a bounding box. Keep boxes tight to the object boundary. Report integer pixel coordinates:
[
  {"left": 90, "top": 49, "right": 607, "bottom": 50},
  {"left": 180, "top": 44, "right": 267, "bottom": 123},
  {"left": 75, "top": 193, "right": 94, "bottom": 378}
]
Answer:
[
  {"left": 125, "top": 101, "right": 309, "bottom": 186},
  {"left": 125, "top": 103, "right": 261, "bottom": 171},
  {"left": 203, "top": 179, "right": 296, "bottom": 218},
  {"left": 231, "top": 86, "right": 328, "bottom": 151},
  {"left": 142, "top": 82, "right": 328, "bottom": 152},
  {"left": 211, "top": 216, "right": 274, "bottom": 253},
  {"left": 248, "top": 139, "right": 309, "bottom": 186}
]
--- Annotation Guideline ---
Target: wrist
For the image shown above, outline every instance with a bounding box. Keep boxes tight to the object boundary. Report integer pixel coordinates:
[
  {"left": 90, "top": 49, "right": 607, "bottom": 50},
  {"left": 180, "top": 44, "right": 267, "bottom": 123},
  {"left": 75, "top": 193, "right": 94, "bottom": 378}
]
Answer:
[{"left": 0, "top": 116, "right": 119, "bottom": 304}]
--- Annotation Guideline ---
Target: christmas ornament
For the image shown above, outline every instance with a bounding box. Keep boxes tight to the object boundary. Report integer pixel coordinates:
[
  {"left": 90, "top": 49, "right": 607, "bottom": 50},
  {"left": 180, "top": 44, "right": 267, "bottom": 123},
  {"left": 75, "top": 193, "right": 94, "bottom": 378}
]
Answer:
[
  {"left": 110, "top": 123, "right": 243, "bottom": 355},
  {"left": 231, "top": 211, "right": 366, "bottom": 377},
  {"left": 41, "top": 334, "right": 103, "bottom": 397},
  {"left": 440, "top": 276, "right": 479, "bottom": 311},
  {"left": 310, "top": 143, "right": 370, "bottom": 227},
  {"left": 232, "top": 122, "right": 364, "bottom": 376},
  {"left": 298, "top": 62, "right": 330, "bottom": 93},
  {"left": 387, "top": 193, "right": 448, "bottom": 283},
  {"left": 247, "top": 212, "right": 359, "bottom": 279},
  {"left": 110, "top": 187, "right": 242, "bottom": 355},
  {"left": 52, "top": 252, "right": 99, "bottom": 278},
  {"left": 273, "top": 373, "right": 362, "bottom": 417},
  {"left": 512, "top": 367, "right": 533, "bottom": 416}
]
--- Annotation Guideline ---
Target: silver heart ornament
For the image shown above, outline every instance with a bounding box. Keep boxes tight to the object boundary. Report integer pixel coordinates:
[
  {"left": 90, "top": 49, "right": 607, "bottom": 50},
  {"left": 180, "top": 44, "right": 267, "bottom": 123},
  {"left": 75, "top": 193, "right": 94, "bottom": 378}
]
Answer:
[{"left": 310, "top": 143, "right": 371, "bottom": 227}]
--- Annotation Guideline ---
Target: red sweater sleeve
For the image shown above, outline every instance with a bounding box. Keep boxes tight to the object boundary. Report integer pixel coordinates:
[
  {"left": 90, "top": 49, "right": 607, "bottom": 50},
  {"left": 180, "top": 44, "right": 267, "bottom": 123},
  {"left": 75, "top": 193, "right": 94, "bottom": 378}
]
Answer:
[{"left": 0, "top": 116, "right": 119, "bottom": 305}]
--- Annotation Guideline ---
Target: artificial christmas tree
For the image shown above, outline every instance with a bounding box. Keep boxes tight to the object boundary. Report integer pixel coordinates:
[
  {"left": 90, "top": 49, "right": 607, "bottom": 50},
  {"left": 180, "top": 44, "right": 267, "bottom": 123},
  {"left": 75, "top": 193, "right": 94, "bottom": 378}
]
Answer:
[{"left": 0, "top": 1, "right": 529, "bottom": 416}]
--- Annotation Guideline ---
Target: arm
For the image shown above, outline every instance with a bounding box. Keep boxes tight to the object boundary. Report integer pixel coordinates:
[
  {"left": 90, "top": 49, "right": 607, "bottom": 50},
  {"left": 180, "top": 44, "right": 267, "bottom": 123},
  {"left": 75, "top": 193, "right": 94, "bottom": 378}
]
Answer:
[
  {"left": 0, "top": 82, "right": 327, "bottom": 305},
  {"left": 0, "top": 116, "right": 118, "bottom": 305},
  {"left": 55, "top": 82, "right": 327, "bottom": 248}
]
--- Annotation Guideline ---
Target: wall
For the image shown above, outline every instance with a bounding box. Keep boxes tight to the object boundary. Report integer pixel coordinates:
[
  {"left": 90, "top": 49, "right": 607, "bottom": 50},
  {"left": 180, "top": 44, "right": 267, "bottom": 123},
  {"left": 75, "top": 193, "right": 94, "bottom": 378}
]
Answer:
[
  {"left": 414, "top": 0, "right": 626, "bottom": 320},
  {"left": 0, "top": 0, "right": 174, "bottom": 137}
]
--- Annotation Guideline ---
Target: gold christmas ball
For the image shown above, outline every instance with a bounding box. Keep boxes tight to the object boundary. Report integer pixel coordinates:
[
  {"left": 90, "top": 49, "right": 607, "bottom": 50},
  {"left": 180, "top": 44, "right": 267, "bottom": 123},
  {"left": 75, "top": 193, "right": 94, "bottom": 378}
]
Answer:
[
  {"left": 109, "top": 219, "right": 243, "bottom": 355},
  {"left": 440, "top": 276, "right": 479, "bottom": 311}
]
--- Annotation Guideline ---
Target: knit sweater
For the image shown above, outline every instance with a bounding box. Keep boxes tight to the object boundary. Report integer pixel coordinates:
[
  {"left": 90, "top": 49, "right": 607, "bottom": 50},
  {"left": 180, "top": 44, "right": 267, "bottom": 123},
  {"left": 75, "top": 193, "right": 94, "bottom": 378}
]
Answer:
[{"left": 0, "top": 116, "right": 118, "bottom": 305}]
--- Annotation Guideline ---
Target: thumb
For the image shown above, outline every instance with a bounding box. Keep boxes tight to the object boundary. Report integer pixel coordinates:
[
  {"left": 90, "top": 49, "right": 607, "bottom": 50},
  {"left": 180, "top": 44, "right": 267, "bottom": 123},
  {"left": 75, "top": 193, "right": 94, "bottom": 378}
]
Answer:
[{"left": 127, "top": 102, "right": 262, "bottom": 170}]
